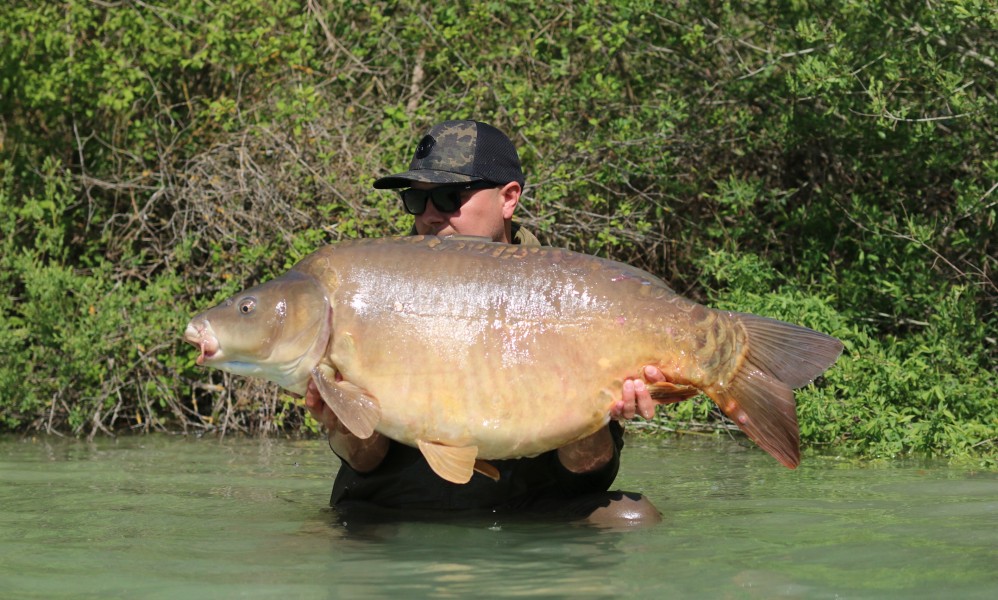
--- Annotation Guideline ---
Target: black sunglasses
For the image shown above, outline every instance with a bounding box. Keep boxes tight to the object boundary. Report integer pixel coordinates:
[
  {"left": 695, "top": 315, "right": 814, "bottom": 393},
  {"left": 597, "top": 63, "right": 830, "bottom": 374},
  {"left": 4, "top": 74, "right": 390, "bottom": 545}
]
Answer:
[{"left": 399, "top": 181, "right": 499, "bottom": 215}]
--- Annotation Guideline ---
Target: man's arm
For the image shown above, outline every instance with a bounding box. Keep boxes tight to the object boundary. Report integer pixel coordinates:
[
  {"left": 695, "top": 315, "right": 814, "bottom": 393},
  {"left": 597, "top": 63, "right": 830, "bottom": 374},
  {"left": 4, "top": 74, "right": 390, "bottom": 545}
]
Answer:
[{"left": 304, "top": 381, "right": 390, "bottom": 473}]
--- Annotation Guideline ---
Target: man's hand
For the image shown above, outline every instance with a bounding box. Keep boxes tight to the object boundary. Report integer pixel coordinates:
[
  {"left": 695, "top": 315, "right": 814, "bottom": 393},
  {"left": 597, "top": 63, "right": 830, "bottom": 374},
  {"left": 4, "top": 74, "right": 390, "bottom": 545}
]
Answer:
[
  {"left": 558, "top": 366, "right": 668, "bottom": 474},
  {"left": 610, "top": 365, "right": 667, "bottom": 421},
  {"left": 305, "top": 379, "right": 389, "bottom": 473},
  {"left": 303, "top": 379, "right": 338, "bottom": 430}
]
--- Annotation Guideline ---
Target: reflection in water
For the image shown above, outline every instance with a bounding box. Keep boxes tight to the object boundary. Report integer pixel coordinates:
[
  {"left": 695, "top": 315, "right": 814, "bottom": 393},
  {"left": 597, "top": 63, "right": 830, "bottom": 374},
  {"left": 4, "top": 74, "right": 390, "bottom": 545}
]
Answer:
[
  {"left": 298, "top": 508, "right": 634, "bottom": 598},
  {"left": 1, "top": 434, "right": 996, "bottom": 599}
]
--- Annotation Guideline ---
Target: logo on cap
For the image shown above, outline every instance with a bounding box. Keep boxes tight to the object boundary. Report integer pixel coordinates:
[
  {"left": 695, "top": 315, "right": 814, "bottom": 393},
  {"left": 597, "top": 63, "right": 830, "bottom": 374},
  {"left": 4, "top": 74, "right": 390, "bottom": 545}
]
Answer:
[{"left": 414, "top": 135, "right": 436, "bottom": 159}]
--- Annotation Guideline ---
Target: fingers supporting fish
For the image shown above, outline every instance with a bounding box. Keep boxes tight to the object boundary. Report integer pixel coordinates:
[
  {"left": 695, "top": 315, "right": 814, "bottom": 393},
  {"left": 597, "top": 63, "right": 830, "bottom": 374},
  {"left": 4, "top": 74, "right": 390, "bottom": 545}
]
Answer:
[
  {"left": 612, "top": 366, "right": 675, "bottom": 421},
  {"left": 303, "top": 380, "right": 336, "bottom": 427}
]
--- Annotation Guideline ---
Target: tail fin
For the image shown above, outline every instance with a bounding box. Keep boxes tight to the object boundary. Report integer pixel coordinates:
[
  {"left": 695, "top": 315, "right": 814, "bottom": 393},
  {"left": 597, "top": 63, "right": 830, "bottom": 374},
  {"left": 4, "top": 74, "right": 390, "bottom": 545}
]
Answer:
[{"left": 705, "top": 313, "right": 843, "bottom": 469}]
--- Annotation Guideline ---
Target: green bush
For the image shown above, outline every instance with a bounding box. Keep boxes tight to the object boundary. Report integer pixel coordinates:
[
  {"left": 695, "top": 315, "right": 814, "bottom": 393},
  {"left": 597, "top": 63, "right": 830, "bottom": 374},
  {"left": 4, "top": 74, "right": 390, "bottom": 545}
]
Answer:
[
  {"left": 1, "top": 1, "right": 994, "bottom": 461},
  {"left": 655, "top": 248, "right": 995, "bottom": 463}
]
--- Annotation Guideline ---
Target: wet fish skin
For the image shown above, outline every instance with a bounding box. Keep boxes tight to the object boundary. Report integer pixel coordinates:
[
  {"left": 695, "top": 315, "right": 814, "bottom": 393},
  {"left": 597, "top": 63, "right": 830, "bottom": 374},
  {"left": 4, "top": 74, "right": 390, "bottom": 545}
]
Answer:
[{"left": 184, "top": 236, "right": 843, "bottom": 483}]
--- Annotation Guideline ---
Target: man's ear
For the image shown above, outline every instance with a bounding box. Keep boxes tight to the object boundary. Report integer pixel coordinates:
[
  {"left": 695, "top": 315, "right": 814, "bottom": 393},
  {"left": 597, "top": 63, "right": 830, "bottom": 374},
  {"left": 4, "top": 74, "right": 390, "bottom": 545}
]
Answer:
[{"left": 499, "top": 182, "right": 521, "bottom": 220}]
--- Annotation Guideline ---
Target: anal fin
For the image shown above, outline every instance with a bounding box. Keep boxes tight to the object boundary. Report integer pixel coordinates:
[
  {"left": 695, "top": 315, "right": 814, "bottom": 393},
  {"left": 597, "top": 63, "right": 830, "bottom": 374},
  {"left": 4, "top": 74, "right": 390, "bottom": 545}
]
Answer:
[
  {"left": 417, "top": 440, "right": 479, "bottom": 484},
  {"left": 311, "top": 365, "right": 381, "bottom": 439}
]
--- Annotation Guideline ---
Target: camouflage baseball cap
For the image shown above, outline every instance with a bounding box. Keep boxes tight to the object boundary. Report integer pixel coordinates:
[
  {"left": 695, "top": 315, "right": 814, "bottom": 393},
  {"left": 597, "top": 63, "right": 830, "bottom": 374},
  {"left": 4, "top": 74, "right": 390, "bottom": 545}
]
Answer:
[{"left": 373, "top": 120, "right": 525, "bottom": 189}]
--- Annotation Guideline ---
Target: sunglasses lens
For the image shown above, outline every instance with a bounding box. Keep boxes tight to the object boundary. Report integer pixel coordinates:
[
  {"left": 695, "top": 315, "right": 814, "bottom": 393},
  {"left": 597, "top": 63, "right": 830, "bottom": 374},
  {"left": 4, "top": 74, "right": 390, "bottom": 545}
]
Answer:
[
  {"left": 401, "top": 189, "right": 429, "bottom": 215},
  {"left": 401, "top": 187, "right": 464, "bottom": 215},
  {"left": 429, "top": 189, "right": 462, "bottom": 213}
]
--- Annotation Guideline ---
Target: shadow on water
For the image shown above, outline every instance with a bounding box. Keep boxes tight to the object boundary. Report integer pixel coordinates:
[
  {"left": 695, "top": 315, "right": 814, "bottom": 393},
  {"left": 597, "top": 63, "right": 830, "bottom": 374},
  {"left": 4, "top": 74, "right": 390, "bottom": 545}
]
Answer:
[{"left": 1, "top": 433, "right": 996, "bottom": 599}]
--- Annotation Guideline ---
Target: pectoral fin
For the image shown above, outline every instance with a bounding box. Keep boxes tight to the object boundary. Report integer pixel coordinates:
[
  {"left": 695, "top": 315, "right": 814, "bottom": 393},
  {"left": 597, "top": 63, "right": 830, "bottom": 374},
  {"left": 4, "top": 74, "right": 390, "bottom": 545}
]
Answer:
[
  {"left": 647, "top": 381, "right": 701, "bottom": 404},
  {"left": 311, "top": 365, "right": 381, "bottom": 439},
  {"left": 417, "top": 440, "right": 479, "bottom": 484}
]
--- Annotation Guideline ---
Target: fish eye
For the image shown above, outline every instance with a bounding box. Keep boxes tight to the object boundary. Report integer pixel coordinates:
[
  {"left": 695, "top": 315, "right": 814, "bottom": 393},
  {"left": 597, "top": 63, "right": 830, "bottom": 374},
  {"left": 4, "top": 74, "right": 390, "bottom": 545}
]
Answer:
[{"left": 238, "top": 297, "right": 256, "bottom": 314}]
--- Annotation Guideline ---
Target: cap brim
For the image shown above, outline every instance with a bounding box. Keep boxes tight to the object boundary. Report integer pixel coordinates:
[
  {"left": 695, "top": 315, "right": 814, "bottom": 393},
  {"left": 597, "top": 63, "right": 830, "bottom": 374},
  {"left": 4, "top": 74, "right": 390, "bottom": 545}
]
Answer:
[{"left": 372, "top": 169, "right": 481, "bottom": 189}]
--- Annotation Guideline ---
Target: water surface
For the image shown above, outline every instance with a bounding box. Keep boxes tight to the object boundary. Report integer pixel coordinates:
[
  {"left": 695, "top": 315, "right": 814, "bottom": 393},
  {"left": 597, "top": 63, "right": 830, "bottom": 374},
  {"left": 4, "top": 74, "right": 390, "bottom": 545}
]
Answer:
[{"left": 1, "top": 434, "right": 994, "bottom": 598}]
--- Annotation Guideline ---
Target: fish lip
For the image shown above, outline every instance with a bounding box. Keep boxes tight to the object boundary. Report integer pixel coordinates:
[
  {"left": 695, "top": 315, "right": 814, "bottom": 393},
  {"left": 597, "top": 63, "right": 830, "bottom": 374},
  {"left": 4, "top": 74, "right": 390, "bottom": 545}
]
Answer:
[
  {"left": 184, "top": 322, "right": 219, "bottom": 366},
  {"left": 195, "top": 342, "right": 216, "bottom": 366},
  {"left": 196, "top": 337, "right": 220, "bottom": 365}
]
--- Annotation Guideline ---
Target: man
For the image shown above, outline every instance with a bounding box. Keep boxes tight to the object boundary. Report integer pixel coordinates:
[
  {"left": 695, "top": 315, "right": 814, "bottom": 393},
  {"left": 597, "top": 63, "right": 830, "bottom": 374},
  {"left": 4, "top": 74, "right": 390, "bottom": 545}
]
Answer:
[{"left": 305, "top": 120, "right": 668, "bottom": 526}]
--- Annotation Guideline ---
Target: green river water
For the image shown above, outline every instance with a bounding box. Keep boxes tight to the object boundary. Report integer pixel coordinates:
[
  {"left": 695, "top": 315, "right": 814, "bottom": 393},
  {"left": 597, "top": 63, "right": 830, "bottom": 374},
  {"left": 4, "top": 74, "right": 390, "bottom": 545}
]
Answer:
[{"left": 1, "top": 434, "right": 995, "bottom": 599}]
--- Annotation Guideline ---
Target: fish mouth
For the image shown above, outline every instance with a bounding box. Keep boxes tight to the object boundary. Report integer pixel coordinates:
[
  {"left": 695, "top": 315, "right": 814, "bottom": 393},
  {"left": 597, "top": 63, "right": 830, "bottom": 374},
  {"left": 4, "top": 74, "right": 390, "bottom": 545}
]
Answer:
[{"left": 183, "top": 322, "right": 220, "bottom": 366}]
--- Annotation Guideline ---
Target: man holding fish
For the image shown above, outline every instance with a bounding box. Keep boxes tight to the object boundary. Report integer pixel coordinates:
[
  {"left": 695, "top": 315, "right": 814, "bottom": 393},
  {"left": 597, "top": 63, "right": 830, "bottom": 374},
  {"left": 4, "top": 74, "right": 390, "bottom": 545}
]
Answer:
[
  {"left": 185, "top": 121, "right": 842, "bottom": 523},
  {"left": 304, "top": 120, "right": 667, "bottom": 525}
]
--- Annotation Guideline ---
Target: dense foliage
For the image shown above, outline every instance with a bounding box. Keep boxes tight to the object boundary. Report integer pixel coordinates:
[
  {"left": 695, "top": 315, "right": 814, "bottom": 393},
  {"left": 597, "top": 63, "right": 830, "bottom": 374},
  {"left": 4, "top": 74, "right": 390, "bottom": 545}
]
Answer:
[{"left": 1, "top": 0, "right": 994, "bottom": 463}]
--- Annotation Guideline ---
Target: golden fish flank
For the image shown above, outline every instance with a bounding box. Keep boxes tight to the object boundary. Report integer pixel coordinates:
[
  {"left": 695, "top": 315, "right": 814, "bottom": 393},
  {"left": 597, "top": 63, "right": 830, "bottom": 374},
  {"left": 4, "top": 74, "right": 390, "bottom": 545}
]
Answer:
[{"left": 184, "top": 236, "right": 843, "bottom": 484}]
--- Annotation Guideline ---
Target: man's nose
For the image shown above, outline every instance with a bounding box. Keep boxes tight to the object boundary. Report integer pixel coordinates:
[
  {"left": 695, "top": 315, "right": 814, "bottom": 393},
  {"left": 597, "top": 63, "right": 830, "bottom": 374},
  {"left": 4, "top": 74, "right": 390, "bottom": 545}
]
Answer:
[{"left": 420, "top": 201, "right": 446, "bottom": 224}]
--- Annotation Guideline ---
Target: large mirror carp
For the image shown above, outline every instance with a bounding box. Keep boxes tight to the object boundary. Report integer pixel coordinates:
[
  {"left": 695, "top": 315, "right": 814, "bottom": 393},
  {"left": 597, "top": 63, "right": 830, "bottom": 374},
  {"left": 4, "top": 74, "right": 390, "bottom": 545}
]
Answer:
[{"left": 184, "top": 236, "right": 843, "bottom": 483}]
